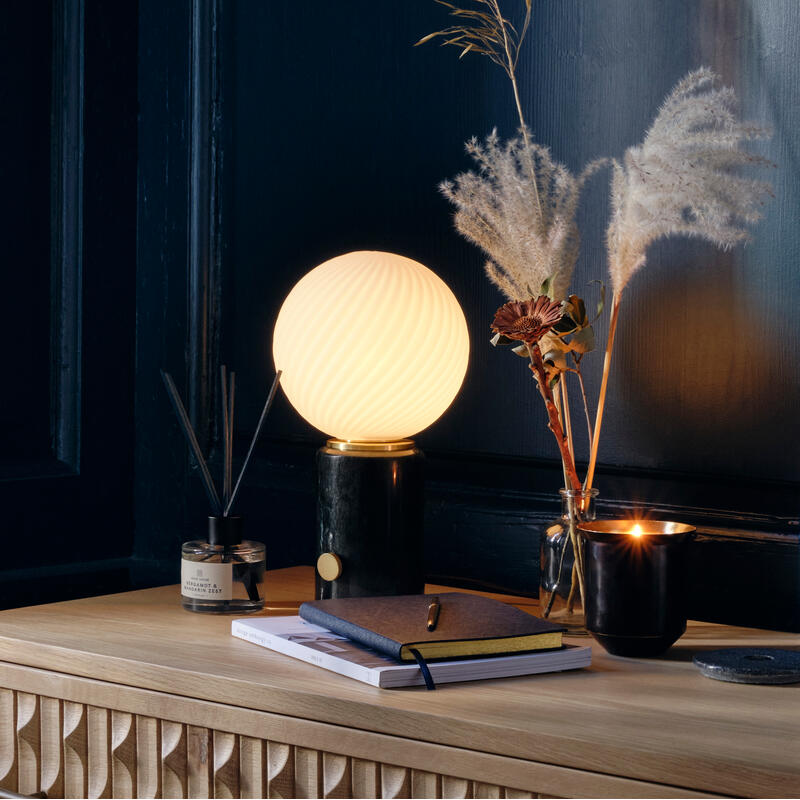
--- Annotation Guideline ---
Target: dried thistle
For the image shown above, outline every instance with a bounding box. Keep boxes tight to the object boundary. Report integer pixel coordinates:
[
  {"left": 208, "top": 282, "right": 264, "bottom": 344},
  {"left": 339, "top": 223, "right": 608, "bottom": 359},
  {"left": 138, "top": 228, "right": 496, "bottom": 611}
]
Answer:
[
  {"left": 607, "top": 67, "right": 774, "bottom": 295},
  {"left": 441, "top": 129, "right": 606, "bottom": 302}
]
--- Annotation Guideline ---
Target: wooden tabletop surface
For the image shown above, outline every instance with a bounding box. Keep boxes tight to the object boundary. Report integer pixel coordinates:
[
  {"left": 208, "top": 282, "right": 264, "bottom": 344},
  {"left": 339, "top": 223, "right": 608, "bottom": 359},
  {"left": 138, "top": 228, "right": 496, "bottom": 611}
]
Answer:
[{"left": 0, "top": 566, "right": 797, "bottom": 798}]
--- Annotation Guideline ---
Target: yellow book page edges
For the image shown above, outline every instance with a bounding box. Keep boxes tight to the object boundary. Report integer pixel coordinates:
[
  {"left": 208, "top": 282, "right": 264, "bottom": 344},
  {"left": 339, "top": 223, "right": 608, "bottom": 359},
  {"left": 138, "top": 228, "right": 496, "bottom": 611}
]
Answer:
[{"left": 399, "top": 632, "right": 562, "bottom": 661}]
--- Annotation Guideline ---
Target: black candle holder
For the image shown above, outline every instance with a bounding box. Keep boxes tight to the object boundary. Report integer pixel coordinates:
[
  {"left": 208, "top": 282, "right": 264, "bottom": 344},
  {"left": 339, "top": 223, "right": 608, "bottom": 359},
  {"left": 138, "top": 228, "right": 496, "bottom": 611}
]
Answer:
[{"left": 578, "top": 520, "right": 695, "bottom": 657}]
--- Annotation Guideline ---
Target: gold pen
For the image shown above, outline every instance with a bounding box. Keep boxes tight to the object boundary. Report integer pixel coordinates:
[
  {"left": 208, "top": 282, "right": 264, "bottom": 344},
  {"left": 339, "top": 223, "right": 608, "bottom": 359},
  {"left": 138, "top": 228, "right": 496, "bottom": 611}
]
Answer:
[{"left": 426, "top": 596, "right": 441, "bottom": 631}]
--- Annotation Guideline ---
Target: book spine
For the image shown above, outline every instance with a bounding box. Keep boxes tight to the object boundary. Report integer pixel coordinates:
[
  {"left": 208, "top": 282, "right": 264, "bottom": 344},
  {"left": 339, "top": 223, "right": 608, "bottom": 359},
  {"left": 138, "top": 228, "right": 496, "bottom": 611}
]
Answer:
[
  {"left": 231, "top": 622, "right": 381, "bottom": 687},
  {"left": 298, "top": 603, "right": 405, "bottom": 659}
]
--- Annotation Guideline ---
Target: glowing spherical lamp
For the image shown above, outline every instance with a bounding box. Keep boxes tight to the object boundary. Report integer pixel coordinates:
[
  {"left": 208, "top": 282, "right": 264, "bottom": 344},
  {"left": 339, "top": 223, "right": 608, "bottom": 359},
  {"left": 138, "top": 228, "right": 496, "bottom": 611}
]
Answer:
[
  {"left": 273, "top": 250, "right": 469, "bottom": 443},
  {"left": 273, "top": 251, "right": 470, "bottom": 598}
]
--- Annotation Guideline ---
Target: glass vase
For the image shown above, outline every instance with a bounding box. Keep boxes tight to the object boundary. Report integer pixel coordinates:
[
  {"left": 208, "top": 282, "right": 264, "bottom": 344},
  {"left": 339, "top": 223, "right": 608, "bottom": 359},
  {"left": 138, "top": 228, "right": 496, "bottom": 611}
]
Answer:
[{"left": 539, "top": 488, "right": 598, "bottom": 633}]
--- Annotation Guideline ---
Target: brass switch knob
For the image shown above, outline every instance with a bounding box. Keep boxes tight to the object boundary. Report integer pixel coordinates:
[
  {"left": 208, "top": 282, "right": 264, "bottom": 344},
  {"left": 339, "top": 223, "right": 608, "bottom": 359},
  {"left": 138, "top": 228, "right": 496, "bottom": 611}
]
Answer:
[{"left": 316, "top": 552, "right": 343, "bottom": 582}]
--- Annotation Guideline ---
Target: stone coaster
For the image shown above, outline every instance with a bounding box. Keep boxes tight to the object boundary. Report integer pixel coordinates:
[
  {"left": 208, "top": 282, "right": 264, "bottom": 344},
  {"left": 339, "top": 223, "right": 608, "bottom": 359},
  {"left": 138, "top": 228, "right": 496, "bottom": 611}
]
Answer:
[{"left": 693, "top": 648, "right": 800, "bottom": 684}]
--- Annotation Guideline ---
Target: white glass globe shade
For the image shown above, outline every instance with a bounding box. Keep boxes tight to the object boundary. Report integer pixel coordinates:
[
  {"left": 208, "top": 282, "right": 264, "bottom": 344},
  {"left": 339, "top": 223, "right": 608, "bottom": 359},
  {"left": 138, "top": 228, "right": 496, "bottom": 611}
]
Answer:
[{"left": 273, "top": 251, "right": 469, "bottom": 442}]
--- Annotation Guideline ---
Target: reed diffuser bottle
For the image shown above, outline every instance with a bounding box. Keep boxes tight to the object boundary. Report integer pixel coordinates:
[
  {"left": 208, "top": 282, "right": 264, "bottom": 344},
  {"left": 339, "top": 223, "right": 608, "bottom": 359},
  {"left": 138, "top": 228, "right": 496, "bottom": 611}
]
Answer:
[
  {"left": 163, "top": 365, "right": 281, "bottom": 615},
  {"left": 181, "top": 516, "right": 265, "bottom": 613}
]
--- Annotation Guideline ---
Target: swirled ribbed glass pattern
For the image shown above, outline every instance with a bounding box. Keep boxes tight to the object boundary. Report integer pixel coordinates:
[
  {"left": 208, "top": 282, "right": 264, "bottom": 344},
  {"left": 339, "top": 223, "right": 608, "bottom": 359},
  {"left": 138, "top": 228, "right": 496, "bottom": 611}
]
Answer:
[{"left": 273, "top": 251, "right": 469, "bottom": 442}]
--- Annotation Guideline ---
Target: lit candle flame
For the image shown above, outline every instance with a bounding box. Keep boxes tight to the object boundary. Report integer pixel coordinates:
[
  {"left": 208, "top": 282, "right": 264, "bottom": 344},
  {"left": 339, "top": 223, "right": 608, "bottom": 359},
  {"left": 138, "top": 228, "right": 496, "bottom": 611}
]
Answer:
[{"left": 630, "top": 523, "right": 643, "bottom": 538}]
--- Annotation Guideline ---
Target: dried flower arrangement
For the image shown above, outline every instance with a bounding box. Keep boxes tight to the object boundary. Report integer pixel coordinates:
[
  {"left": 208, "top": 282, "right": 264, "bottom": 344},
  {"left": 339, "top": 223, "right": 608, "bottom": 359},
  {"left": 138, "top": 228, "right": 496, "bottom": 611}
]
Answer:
[{"left": 420, "top": 1, "right": 774, "bottom": 617}]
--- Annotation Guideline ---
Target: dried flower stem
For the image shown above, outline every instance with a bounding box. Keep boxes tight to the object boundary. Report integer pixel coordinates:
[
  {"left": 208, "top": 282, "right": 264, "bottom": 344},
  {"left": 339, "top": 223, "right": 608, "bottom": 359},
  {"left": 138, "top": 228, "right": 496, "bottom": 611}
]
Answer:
[
  {"left": 553, "top": 382, "right": 571, "bottom": 495},
  {"left": 526, "top": 342, "right": 582, "bottom": 491},
  {"left": 567, "top": 561, "right": 580, "bottom": 612},
  {"left": 559, "top": 375, "right": 576, "bottom": 465},
  {"left": 488, "top": 0, "right": 542, "bottom": 216},
  {"left": 571, "top": 518, "right": 586, "bottom": 605},
  {"left": 564, "top": 495, "right": 586, "bottom": 614},
  {"left": 566, "top": 562, "right": 577, "bottom": 611},
  {"left": 511, "top": 87, "right": 542, "bottom": 218},
  {"left": 551, "top": 379, "right": 585, "bottom": 610},
  {"left": 584, "top": 293, "right": 621, "bottom": 494},
  {"left": 573, "top": 361, "right": 594, "bottom": 446}
]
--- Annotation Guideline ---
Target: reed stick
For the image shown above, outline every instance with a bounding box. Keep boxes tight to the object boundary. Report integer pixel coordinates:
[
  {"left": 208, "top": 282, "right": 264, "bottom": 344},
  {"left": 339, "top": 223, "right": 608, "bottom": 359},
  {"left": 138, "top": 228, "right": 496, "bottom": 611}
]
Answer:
[
  {"left": 584, "top": 293, "right": 622, "bottom": 494},
  {"left": 227, "top": 370, "right": 236, "bottom": 511},
  {"left": 220, "top": 366, "right": 230, "bottom": 505},
  {"left": 161, "top": 370, "right": 222, "bottom": 515},
  {"left": 225, "top": 370, "right": 282, "bottom": 517}
]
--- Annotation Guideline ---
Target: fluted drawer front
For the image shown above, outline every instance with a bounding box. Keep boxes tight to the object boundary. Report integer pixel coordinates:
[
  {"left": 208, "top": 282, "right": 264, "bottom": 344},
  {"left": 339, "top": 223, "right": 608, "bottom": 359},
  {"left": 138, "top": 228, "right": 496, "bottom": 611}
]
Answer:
[{"left": 0, "top": 690, "right": 542, "bottom": 799}]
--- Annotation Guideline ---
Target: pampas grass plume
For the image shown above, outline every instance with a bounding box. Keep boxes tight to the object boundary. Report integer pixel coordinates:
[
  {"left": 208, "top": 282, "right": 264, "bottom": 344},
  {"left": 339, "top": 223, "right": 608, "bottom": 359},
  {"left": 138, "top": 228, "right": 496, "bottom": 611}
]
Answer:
[
  {"left": 607, "top": 67, "right": 774, "bottom": 295},
  {"left": 441, "top": 127, "right": 604, "bottom": 302}
]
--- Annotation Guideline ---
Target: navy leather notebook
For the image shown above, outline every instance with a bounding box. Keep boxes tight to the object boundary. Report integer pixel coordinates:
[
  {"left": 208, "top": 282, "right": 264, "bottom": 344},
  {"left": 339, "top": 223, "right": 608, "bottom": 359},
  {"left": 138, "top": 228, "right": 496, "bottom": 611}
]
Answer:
[{"left": 298, "top": 592, "right": 565, "bottom": 662}]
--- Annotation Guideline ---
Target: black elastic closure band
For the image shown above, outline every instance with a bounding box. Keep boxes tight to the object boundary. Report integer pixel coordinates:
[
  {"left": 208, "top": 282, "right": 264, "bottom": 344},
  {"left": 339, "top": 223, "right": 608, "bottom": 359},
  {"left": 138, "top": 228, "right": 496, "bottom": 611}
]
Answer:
[{"left": 408, "top": 648, "right": 436, "bottom": 690}]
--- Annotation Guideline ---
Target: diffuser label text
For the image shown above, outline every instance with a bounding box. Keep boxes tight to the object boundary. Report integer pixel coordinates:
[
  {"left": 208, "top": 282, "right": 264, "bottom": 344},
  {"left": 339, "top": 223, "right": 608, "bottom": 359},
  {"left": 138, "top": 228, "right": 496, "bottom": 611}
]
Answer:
[{"left": 181, "top": 561, "right": 233, "bottom": 600}]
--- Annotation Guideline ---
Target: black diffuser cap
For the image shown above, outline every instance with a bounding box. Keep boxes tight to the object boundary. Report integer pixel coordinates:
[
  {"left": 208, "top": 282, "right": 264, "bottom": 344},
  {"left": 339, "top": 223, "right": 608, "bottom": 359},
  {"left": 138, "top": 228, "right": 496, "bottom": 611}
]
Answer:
[{"left": 208, "top": 515, "right": 243, "bottom": 546}]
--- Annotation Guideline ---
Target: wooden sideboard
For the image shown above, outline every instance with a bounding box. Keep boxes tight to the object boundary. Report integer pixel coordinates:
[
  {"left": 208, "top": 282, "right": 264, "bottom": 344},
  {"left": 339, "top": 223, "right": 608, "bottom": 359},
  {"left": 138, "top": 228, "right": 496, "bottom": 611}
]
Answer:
[{"left": 0, "top": 566, "right": 797, "bottom": 799}]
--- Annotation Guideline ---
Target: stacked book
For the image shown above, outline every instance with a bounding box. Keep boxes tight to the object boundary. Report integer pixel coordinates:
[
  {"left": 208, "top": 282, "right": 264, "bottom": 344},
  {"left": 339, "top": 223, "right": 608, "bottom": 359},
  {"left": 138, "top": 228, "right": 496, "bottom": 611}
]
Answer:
[{"left": 232, "top": 592, "right": 590, "bottom": 689}]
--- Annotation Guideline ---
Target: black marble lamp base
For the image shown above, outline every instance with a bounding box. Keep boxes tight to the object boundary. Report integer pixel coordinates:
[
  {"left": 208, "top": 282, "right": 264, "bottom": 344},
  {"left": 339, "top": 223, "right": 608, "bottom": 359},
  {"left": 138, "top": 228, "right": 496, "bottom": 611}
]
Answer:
[{"left": 315, "top": 441, "right": 425, "bottom": 600}]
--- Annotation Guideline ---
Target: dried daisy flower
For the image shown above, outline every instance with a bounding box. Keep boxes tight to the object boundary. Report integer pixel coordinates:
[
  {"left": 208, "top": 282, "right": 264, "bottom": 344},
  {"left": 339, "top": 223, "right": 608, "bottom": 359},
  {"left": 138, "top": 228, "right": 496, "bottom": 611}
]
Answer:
[
  {"left": 491, "top": 295, "right": 582, "bottom": 493},
  {"left": 491, "top": 296, "right": 563, "bottom": 344}
]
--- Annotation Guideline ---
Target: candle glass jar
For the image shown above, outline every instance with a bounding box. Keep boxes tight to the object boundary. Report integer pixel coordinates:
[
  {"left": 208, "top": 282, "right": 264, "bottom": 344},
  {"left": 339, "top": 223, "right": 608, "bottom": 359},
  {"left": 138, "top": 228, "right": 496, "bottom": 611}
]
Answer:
[{"left": 539, "top": 488, "right": 598, "bottom": 633}]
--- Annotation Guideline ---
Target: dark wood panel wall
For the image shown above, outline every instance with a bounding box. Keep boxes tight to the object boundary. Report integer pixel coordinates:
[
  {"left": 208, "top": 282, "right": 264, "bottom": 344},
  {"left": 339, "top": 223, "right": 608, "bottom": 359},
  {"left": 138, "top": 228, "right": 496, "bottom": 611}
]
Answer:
[
  {"left": 0, "top": 0, "right": 138, "bottom": 609},
  {"left": 219, "top": 0, "right": 800, "bottom": 512},
  {"left": 0, "top": 3, "right": 52, "bottom": 463},
  {"left": 209, "top": 0, "right": 800, "bottom": 628},
  {"left": 132, "top": 0, "right": 800, "bottom": 629},
  {"left": 4, "top": 1, "right": 798, "bottom": 628},
  {"left": 134, "top": 0, "right": 228, "bottom": 579}
]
